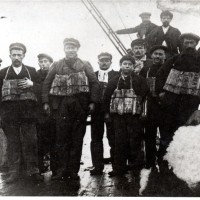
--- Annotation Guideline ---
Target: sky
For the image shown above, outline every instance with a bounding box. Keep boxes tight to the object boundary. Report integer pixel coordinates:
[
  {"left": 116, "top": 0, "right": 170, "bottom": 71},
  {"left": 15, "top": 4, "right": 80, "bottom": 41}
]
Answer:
[{"left": 0, "top": 0, "right": 200, "bottom": 71}]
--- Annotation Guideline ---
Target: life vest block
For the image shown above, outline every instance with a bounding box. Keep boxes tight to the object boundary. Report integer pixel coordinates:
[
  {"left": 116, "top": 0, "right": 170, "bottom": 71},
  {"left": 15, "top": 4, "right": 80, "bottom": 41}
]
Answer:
[
  {"left": 1, "top": 67, "right": 37, "bottom": 102},
  {"left": 49, "top": 71, "right": 90, "bottom": 96},
  {"left": 163, "top": 68, "right": 200, "bottom": 96},
  {"left": 110, "top": 76, "right": 142, "bottom": 115}
]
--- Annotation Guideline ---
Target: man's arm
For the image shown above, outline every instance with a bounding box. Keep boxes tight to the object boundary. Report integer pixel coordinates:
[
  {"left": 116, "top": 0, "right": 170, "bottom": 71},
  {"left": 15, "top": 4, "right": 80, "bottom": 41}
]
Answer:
[
  {"left": 116, "top": 25, "right": 140, "bottom": 34},
  {"left": 42, "top": 62, "right": 57, "bottom": 103}
]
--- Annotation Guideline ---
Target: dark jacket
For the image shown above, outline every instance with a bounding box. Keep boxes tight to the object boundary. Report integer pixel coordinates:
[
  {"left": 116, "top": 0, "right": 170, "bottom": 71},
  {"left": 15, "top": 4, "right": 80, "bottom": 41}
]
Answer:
[
  {"left": 42, "top": 57, "right": 100, "bottom": 110},
  {"left": 146, "top": 26, "right": 181, "bottom": 56},
  {"left": 116, "top": 21, "right": 157, "bottom": 39},
  {"left": 155, "top": 49, "right": 200, "bottom": 121},
  {"left": 103, "top": 72, "right": 149, "bottom": 113},
  {"left": 0, "top": 65, "right": 40, "bottom": 121}
]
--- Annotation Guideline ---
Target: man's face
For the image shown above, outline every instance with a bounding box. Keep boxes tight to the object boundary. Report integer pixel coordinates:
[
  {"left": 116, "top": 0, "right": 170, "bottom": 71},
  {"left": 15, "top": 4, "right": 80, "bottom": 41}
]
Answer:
[
  {"left": 38, "top": 58, "right": 51, "bottom": 71},
  {"left": 132, "top": 45, "right": 146, "bottom": 59},
  {"left": 9, "top": 49, "right": 25, "bottom": 67},
  {"left": 64, "top": 44, "right": 78, "bottom": 58},
  {"left": 183, "top": 38, "right": 197, "bottom": 50},
  {"left": 141, "top": 16, "right": 150, "bottom": 23},
  {"left": 151, "top": 49, "right": 166, "bottom": 65},
  {"left": 98, "top": 58, "right": 112, "bottom": 70},
  {"left": 161, "top": 16, "right": 172, "bottom": 27},
  {"left": 120, "top": 60, "right": 134, "bottom": 75}
]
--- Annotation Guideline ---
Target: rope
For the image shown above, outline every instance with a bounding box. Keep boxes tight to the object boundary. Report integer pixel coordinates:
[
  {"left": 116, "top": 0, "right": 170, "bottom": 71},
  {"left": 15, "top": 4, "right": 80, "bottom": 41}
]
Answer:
[{"left": 111, "top": 0, "right": 132, "bottom": 42}]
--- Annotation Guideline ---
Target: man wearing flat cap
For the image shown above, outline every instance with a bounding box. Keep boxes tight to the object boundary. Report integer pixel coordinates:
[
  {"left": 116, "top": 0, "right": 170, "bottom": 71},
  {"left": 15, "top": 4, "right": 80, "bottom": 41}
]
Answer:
[
  {"left": 130, "top": 39, "right": 152, "bottom": 75},
  {"left": 90, "top": 52, "right": 119, "bottom": 176},
  {"left": 42, "top": 38, "right": 100, "bottom": 180},
  {"left": 155, "top": 33, "right": 200, "bottom": 172},
  {"left": 103, "top": 55, "right": 149, "bottom": 177},
  {"left": 36, "top": 53, "right": 57, "bottom": 176},
  {"left": 116, "top": 12, "right": 157, "bottom": 39},
  {"left": 140, "top": 45, "right": 167, "bottom": 169},
  {"left": 0, "top": 43, "right": 42, "bottom": 183},
  {"left": 146, "top": 10, "right": 181, "bottom": 58}
]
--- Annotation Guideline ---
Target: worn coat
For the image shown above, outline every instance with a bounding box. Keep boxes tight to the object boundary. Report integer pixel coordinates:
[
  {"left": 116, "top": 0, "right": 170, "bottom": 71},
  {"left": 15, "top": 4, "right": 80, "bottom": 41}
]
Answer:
[{"left": 146, "top": 26, "right": 181, "bottom": 56}]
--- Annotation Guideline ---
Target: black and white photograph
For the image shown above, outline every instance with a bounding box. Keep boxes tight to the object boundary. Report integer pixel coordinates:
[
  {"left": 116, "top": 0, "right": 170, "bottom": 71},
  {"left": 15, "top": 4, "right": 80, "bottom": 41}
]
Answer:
[{"left": 0, "top": 0, "right": 199, "bottom": 197}]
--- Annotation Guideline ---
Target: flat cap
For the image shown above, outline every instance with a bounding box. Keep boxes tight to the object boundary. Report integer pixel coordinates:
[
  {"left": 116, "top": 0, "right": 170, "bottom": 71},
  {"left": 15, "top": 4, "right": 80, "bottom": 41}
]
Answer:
[
  {"left": 139, "top": 12, "right": 151, "bottom": 17},
  {"left": 131, "top": 39, "right": 146, "bottom": 48},
  {"left": 63, "top": 38, "right": 80, "bottom": 48},
  {"left": 160, "top": 10, "right": 173, "bottom": 19},
  {"left": 149, "top": 45, "right": 168, "bottom": 55},
  {"left": 9, "top": 43, "right": 26, "bottom": 53},
  {"left": 98, "top": 52, "right": 112, "bottom": 60},
  {"left": 179, "top": 33, "right": 200, "bottom": 43},
  {"left": 120, "top": 55, "right": 135, "bottom": 65},
  {"left": 38, "top": 53, "right": 53, "bottom": 63}
]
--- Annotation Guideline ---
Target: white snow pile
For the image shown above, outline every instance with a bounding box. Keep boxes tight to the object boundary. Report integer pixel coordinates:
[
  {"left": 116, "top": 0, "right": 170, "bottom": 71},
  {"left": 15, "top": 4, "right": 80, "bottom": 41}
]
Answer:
[
  {"left": 139, "top": 168, "right": 151, "bottom": 195},
  {"left": 164, "top": 124, "right": 200, "bottom": 188}
]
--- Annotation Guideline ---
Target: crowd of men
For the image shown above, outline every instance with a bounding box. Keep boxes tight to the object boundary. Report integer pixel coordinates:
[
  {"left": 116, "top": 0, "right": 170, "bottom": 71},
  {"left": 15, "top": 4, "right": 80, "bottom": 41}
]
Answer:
[{"left": 1, "top": 9, "right": 200, "bottom": 184}]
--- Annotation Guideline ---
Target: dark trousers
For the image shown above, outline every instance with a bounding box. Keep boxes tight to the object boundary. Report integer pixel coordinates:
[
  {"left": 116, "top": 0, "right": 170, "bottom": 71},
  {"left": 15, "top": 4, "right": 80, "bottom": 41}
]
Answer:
[
  {"left": 91, "top": 111, "right": 115, "bottom": 170},
  {"left": 3, "top": 121, "right": 39, "bottom": 175},
  {"left": 55, "top": 96, "right": 88, "bottom": 175},
  {"left": 157, "top": 102, "right": 198, "bottom": 165},
  {"left": 113, "top": 114, "right": 144, "bottom": 173},
  {"left": 37, "top": 118, "right": 57, "bottom": 173}
]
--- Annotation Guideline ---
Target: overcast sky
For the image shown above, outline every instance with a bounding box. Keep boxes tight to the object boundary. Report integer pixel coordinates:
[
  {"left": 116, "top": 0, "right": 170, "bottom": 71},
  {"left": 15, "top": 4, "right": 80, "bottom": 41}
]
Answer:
[{"left": 0, "top": 0, "right": 200, "bottom": 71}]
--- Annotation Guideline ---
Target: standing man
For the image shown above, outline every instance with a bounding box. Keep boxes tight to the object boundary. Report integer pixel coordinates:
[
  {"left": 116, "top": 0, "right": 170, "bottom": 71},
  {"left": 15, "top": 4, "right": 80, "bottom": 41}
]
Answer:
[
  {"left": 131, "top": 39, "right": 152, "bottom": 75},
  {"left": 36, "top": 53, "right": 57, "bottom": 176},
  {"left": 42, "top": 38, "right": 100, "bottom": 180},
  {"left": 116, "top": 12, "right": 157, "bottom": 39},
  {"left": 104, "top": 55, "right": 149, "bottom": 177},
  {"left": 0, "top": 43, "right": 42, "bottom": 183},
  {"left": 146, "top": 10, "right": 181, "bottom": 58},
  {"left": 140, "top": 45, "right": 167, "bottom": 169},
  {"left": 155, "top": 33, "right": 200, "bottom": 171},
  {"left": 90, "top": 52, "right": 118, "bottom": 175}
]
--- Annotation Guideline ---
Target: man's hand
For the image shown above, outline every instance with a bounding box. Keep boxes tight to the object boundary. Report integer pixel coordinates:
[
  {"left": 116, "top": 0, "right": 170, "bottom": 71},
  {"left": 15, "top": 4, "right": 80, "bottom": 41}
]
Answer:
[
  {"left": 88, "top": 103, "right": 95, "bottom": 115},
  {"left": 104, "top": 113, "right": 111, "bottom": 123},
  {"left": 18, "top": 77, "right": 33, "bottom": 89},
  {"left": 158, "top": 92, "right": 166, "bottom": 102},
  {"left": 43, "top": 103, "right": 50, "bottom": 116},
  {"left": 185, "top": 110, "right": 200, "bottom": 126}
]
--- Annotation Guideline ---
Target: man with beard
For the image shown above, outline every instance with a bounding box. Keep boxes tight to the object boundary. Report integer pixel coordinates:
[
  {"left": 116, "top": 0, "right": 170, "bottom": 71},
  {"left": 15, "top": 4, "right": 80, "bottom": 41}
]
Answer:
[
  {"left": 103, "top": 55, "right": 149, "bottom": 177},
  {"left": 140, "top": 45, "right": 167, "bottom": 169},
  {"left": 155, "top": 33, "right": 200, "bottom": 171},
  {"left": 131, "top": 39, "right": 152, "bottom": 75},
  {"left": 36, "top": 54, "right": 57, "bottom": 176},
  {"left": 90, "top": 52, "right": 119, "bottom": 175},
  {"left": 0, "top": 43, "right": 42, "bottom": 183},
  {"left": 146, "top": 10, "right": 181, "bottom": 58},
  {"left": 42, "top": 38, "right": 100, "bottom": 180},
  {"left": 116, "top": 12, "right": 157, "bottom": 39}
]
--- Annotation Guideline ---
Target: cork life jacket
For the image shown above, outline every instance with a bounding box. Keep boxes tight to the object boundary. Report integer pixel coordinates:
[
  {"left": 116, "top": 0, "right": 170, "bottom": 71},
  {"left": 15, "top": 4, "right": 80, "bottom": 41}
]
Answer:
[
  {"left": 110, "top": 75, "right": 142, "bottom": 115},
  {"left": 2, "top": 66, "right": 37, "bottom": 102},
  {"left": 163, "top": 68, "right": 200, "bottom": 96},
  {"left": 146, "top": 67, "right": 157, "bottom": 97},
  {"left": 49, "top": 71, "right": 90, "bottom": 96}
]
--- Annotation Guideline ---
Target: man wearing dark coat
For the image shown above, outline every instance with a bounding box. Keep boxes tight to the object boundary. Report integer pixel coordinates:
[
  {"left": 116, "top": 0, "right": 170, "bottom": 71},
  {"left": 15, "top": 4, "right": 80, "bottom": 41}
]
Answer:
[
  {"left": 155, "top": 33, "right": 200, "bottom": 170},
  {"left": 36, "top": 53, "right": 57, "bottom": 176},
  {"left": 146, "top": 10, "right": 181, "bottom": 58},
  {"left": 116, "top": 12, "right": 157, "bottom": 39},
  {"left": 42, "top": 38, "right": 100, "bottom": 180},
  {"left": 104, "top": 55, "right": 149, "bottom": 177},
  {"left": 0, "top": 43, "right": 42, "bottom": 183},
  {"left": 140, "top": 45, "right": 167, "bottom": 169},
  {"left": 90, "top": 52, "right": 119, "bottom": 175}
]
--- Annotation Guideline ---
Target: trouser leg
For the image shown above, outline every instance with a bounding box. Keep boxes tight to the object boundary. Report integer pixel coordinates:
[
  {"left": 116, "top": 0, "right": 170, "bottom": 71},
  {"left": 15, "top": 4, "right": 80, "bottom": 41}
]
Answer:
[
  {"left": 113, "top": 115, "right": 128, "bottom": 173},
  {"left": 20, "top": 122, "right": 39, "bottom": 175},
  {"left": 145, "top": 121, "right": 157, "bottom": 168},
  {"left": 3, "top": 121, "right": 21, "bottom": 174},
  {"left": 90, "top": 112, "right": 104, "bottom": 170}
]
